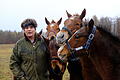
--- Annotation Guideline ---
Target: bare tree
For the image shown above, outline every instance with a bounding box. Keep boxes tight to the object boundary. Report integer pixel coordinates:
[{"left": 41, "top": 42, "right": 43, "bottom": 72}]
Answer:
[
  {"left": 116, "top": 17, "right": 120, "bottom": 37},
  {"left": 92, "top": 15, "right": 99, "bottom": 26},
  {"left": 99, "top": 17, "right": 112, "bottom": 31}
]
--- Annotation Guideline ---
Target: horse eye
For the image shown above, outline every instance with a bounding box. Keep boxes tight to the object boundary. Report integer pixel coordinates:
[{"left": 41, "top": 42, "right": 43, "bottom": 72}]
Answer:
[
  {"left": 75, "top": 34, "right": 80, "bottom": 39},
  {"left": 76, "top": 23, "right": 80, "bottom": 26}
]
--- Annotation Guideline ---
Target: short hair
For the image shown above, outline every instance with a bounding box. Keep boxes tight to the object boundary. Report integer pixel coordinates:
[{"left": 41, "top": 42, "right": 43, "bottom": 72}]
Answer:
[{"left": 21, "top": 18, "right": 37, "bottom": 29}]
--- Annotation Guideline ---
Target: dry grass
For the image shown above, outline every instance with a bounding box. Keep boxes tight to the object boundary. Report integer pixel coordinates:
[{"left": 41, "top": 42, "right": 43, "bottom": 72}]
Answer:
[
  {"left": 62, "top": 64, "right": 70, "bottom": 80},
  {"left": 0, "top": 44, "right": 14, "bottom": 80}
]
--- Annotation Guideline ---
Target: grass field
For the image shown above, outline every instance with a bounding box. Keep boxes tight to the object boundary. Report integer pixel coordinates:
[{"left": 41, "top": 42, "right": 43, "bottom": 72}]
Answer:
[
  {"left": 0, "top": 44, "right": 69, "bottom": 80},
  {"left": 0, "top": 44, "right": 14, "bottom": 80}
]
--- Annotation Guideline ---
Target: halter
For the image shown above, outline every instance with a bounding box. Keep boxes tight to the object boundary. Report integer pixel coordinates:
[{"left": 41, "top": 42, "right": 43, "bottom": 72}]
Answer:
[
  {"left": 47, "top": 28, "right": 60, "bottom": 40},
  {"left": 66, "top": 40, "right": 80, "bottom": 61},
  {"left": 50, "top": 57, "right": 65, "bottom": 63},
  {"left": 75, "top": 26, "right": 96, "bottom": 51},
  {"left": 47, "top": 30, "right": 57, "bottom": 37},
  {"left": 50, "top": 56, "right": 66, "bottom": 75},
  {"left": 62, "top": 23, "right": 83, "bottom": 41},
  {"left": 62, "top": 26, "right": 72, "bottom": 36},
  {"left": 66, "top": 26, "right": 96, "bottom": 58},
  {"left": 62, "top": 23, "right": 83, "bottom": 36}
]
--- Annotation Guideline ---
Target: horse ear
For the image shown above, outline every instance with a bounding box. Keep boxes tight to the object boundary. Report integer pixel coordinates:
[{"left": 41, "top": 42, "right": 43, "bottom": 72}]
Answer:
[
  {"left": 88, "top": 19, "right": 94, "bottom": 30},
  {"left": 88, "top": 19, "right": 94, "bottom": 27},
  {"left": 57, "top": 17, "right": 62, "bottom": 25},
  {"left": 80, "top": 9, "right": 86, "bottom": 19},
  {"left": 37, "top": 29, "right": 43, "bottom": 38},
  {"left": 45, "top": 17, "right": 50, "bottom": 25},
  {"left": 39, "top": 29, "right": 43, "bottom": 35},
  {"left": 42, "top": 36, "right": 49, "bottom": 46},
  {"left": 66, "top": 10, "right": 72, "bottom": 18}
]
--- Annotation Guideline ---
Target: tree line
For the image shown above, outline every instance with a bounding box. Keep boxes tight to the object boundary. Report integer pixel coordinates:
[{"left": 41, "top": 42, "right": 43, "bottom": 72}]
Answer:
[
  {"left": 0, "top": 16, "right": 120, "bottom": 44},
  {"left": 0, "top": 30, "right": 23, "bottom": 44},
  {"left": 92, "top": 16, "right": 120, "bottom": 37}
]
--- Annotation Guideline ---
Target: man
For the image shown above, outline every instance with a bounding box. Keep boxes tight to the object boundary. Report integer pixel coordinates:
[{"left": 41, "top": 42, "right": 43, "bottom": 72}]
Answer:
[{"left": 9, "top": 18, "right": 50, "bottom": 80}]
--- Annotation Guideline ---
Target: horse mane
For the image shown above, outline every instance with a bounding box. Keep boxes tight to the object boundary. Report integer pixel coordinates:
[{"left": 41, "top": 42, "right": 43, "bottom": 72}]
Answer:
[
  {"left": 73, "top": 14, "right": 80, "bottom": 16},
  {"left": 51, "top": 20, "right": 55, "bottom": 23},
  {"left": 97, "top": 26, "right": 120, "bottom": 44}
]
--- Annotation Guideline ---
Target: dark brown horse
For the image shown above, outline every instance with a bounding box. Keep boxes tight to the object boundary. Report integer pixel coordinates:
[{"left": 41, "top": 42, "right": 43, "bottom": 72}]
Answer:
[
  {"left": 44, "top": 17, "right": 66, "bottom": 80},
  {"left": 58, "top": 19, "right": 120, "bottom": 80},
  {"left": 56, "top": 9, "right": 87, "bottom": 80}
]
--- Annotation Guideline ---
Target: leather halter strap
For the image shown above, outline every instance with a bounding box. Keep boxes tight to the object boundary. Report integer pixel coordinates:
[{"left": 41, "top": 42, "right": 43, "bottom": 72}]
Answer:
[
  {"left": 47, "top": 30, "right": 57, "bottom": 37},
  {"left": 50, "top": 57, "right": 65, "bottom": 63},
  {"left": 50, "top": 57, "right": 66, "bottom": 75},
  {"left": 75, "top": 26, "right": 96, "bottom": 51},
  {"left": 62, "top": 26, "right": 72, "bottom": 36}
]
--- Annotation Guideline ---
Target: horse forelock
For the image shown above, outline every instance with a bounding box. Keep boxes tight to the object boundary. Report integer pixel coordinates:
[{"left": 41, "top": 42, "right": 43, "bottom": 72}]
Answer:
[
  {"left": 73, "top": 14, "right": 80, "bottom": 16},
  {"left": 69, "top": 14, "right": 80, "bottom": 20},
  {"left": 51, "top": 20, "right": 55, "bottom": 23},
  {"left": 50, "top": 24, "right": 56, "bottom": 27}
]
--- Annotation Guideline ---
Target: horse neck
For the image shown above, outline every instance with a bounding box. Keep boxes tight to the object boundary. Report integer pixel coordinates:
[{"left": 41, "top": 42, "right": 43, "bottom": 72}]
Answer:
[
  {"left": 90, "top": 29, "right": 120, "bottom": 56},
  {"left": 88, "top": 29, "right": 120, "bottom": 80},
  {"left": 90, "top": 30, "right": 105, "bottom": 51},
  {"left": 49, "top": 39, "right": 59, "bottom": 57}
]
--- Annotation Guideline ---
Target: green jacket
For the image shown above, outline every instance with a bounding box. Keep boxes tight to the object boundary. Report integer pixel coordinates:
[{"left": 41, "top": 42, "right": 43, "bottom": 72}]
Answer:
[{"left": 10, "top": 35, "right": 50, "bottom": 80}]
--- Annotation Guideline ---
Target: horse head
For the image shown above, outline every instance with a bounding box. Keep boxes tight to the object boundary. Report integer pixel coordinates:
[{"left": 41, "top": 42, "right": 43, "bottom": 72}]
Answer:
[
  {"left": 45, "top": 17, "right": 67, "bottom": 77},
  {"left": 45, "top": 17, "right": 62, "bottom": 40},
  {"left": 56, "top": 9, "right": 86, "bottom": 46}
]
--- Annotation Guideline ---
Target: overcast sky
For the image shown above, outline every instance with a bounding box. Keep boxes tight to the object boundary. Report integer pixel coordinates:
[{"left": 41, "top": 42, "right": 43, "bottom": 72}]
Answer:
[{"left": 0, "top": 0, "right": 120, "bottom": 32}]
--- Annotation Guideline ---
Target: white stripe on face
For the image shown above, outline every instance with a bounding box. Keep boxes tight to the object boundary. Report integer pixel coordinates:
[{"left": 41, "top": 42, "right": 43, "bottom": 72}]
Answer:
[
  {"left": 57, "top": 45, "right": 65, "bottom": 57},
  {"left": 50, "top": 24, "right": 55, "bottom": 28},
  {"left": 70, "top": 16, "right": 75, "bottom": 20}
]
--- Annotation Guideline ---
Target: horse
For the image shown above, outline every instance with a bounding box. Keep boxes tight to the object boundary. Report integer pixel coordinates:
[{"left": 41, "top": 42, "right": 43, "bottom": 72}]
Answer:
[
  {"left": 56, "top": 9, "right": 87, "bottom": 80},
  {"left": 57, "top": 19, "right": 120, "bottom": 80},
  {"left": 44, "top": 17, "right": 66, "bottom": 80}
]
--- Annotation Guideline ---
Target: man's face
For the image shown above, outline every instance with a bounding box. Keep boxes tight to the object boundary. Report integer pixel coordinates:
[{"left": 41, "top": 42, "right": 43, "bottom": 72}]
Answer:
[{"left": 24, "top": 26, "right": 36, "bottom": 38}]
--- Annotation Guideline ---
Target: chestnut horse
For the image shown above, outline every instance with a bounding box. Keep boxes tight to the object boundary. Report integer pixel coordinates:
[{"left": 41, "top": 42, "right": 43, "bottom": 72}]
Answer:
[
  {"left": 56, "top": 9, "right": 86, "bottom": 45},
  {"left": 58, "top": 19, "right": 120, "bottom": 80},
  {"left": 56, "top": 9, "right": 86, "bottom": 80},
  {"left": 44, "top": 17, "right": 66, "bottom": 80}
]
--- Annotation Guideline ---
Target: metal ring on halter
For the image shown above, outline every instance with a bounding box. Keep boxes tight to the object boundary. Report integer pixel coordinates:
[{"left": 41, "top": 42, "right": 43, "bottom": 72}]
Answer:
[{"left": 88, "top": 34, "right": 94, "bottom": 40}]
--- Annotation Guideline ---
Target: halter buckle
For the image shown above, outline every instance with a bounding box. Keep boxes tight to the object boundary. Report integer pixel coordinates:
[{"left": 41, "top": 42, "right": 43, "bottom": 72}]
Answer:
[{"left": 88, "top": 33, "right": 94, "bottom": 40}]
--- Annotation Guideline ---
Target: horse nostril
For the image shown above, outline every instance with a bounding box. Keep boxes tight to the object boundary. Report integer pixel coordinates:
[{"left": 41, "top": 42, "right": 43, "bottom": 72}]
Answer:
[
  {"left": 58, "top": 54, "right": 63, "bottom": 58},
  {"left": 50, "top": 36, "right": 55, "bottom": 40},
  {"left": 58, "top": 53, "right": 62, "bottom": 57},
  {"left": 61, "top": 34, "right": 64, "bottom": 38}
]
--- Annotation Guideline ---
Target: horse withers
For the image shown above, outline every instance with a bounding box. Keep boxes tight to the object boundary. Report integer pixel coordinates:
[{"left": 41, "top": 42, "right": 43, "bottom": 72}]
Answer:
[{"left": 58, "top": 19, "right": 120, "bottom": 80}]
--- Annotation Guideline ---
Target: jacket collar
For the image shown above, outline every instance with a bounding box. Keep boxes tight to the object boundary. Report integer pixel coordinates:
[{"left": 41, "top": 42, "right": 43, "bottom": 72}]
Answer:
[{"left": 24, "top": 33, "right": 38, "bottom": 43}]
